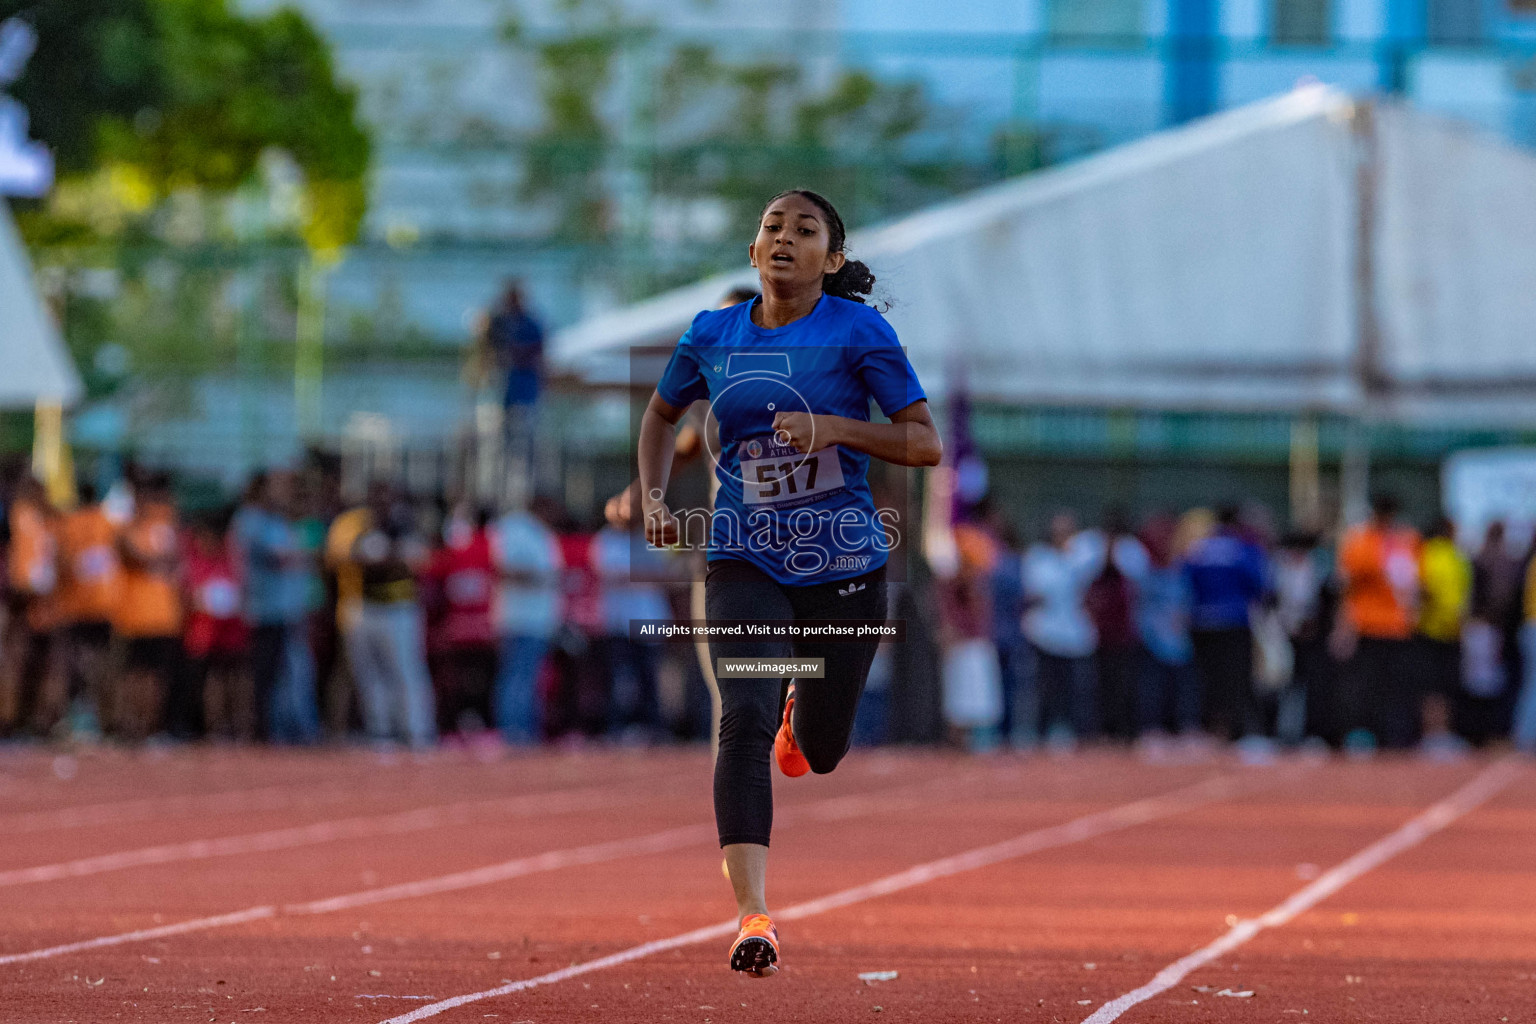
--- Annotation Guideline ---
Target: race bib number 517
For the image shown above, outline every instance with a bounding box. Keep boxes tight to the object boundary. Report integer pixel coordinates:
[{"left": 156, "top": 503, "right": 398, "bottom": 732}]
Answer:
[{"left": 739, "top": 435, "right": 846, "bottom": 508}]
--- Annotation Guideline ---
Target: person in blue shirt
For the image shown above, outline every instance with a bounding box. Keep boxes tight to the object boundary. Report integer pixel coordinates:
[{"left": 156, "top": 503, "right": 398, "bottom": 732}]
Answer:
[
  {"left": 483, "top": 280, "right": 545, "bottom": 411},
  {"left": 1180, "top": 504, "right": 1269, "bottom": 741},
  {"left": 476, "top": 281, "right": 547, "bottom": 495},
  {"left": 638, "top": 189, "right": 942, "bottom": 977},
  {"left": 232, "top": 471, "right": 320, "bottom": 745},
  {"left": 1134, "top": 515, "right": 1200, "bottom": 742}
]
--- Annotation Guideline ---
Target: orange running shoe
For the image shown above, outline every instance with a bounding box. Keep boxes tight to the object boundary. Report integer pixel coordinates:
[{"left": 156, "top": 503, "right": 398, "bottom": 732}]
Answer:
[
  {"left": 729, "top": 913, "right": 779, "bottom": 976},
  {"left": 774, "top": 684, "right": 810, "bottom": 778}
]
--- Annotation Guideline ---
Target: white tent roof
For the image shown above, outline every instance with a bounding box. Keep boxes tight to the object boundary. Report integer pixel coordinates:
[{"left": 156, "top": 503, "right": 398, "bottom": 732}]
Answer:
[
  {"left": 552, "top": 85, "right": 1536, "bottom": 425},
  {"left": 0, "top": 199, "right": 79, "bottom": 407}
]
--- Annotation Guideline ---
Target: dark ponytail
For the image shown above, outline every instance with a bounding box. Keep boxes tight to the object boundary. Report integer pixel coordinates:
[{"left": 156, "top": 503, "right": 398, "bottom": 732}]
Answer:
[
  {"left": 761, "top": 189, "right": 877, "bottom": 305},
  {"left": 823, "top": 259, "right": 876, "bottom": 304}
]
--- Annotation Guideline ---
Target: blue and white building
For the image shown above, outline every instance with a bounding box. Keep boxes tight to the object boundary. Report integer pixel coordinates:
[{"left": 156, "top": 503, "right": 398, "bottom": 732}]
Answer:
[
  {"left": 232, "top": 0, "right": 1536, "bottom": 339},
  {"left": 842, "top": 0, "right": 1536, "bottom": 149},
  {"left": 96, "top": 1, "right": 1536, "bottom": 482}
]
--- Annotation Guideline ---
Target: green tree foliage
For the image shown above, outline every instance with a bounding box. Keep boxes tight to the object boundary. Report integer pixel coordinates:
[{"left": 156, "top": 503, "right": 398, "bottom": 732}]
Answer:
[
  {"left": 1, "top": 0, "right": 160, "bottom": 177},
  {"left": 3, "top": 0, "right": 372, "bottom": 411},
  {"left": 510, "top": 6, "right": 991, "bottom": 239},
  {"left": 502, "top": 5, "right": 625, "bottom": 244},
  {"left": 652, "top": 60, "right": 963, "bottom": 243},
  {"left": 496, "top": 1, "right": 1049, "bottom": 296},
  {"left": 4, "top": 0, "right": 370, "bottom": 254}
]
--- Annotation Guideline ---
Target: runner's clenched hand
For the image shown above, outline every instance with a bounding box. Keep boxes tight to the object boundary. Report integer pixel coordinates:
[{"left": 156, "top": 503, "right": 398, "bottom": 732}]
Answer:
[
  {"left": 772, "top": 411, "right": 830, "bottom": 453},
  {"left": 642, "top": 498, "right": 679, "bottom": 547}
]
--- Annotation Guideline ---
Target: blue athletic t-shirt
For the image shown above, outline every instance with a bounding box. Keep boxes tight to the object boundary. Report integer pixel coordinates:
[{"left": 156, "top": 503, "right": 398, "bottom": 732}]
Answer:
[{"left": 656, "top": 295, "right": 925, "bottom": 585}]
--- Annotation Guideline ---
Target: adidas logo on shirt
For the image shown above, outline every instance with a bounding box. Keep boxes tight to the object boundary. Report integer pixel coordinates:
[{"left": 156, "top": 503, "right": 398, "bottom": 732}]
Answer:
[{"left": 838, "top": 582, "right": 866, "bottom": 597}]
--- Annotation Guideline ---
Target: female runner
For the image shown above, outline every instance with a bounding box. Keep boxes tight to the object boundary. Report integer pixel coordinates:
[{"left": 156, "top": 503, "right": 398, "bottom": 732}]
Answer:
[{"left": 638, "top": 189, "right": 942, "bottom": 976}]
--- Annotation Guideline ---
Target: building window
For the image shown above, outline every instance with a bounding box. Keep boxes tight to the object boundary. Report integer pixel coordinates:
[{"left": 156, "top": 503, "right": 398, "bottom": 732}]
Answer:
[
  {"left": 1428, "top": 0, "right": 1484, "bottom": 42},
  {"left": 1047, "top": 0, "right": 1144, "bottom": 42},
  {"left": 1271, "top": 0, "right": 1330, "bottom": 45}
]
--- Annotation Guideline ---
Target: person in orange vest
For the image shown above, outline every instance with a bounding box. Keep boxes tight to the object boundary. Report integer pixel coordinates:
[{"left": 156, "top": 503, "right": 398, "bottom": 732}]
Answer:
[
  {"left": 113, "top": 472, "right": 183, "bottom": 741},
  {"left": 54, "top": 480, "right": 122, "bottom": 738},
  {"left": 1336, "top": 492, "right": 1421, "bottom": 750},
  {"left": 2, "top": 470, "right": 63, "bottom": 737}
]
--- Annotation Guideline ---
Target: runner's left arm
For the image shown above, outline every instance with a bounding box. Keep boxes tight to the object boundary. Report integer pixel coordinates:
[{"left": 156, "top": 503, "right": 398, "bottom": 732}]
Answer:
[
  {"left": 768, "top": 309, "right": 941, "bottom": 468},
  {"left": 771, "top": 400, "right": 942, "bottom": 467}
]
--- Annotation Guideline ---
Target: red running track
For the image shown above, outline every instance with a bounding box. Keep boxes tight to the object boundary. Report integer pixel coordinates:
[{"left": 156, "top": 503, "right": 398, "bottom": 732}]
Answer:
[{"left": 0, "top": 745, "right": 1530, "bottom": 1023}]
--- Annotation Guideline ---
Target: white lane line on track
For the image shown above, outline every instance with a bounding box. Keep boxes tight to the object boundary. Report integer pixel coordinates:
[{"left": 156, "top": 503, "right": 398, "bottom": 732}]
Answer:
[
  {"left": 0, "top": 781, "right": 670, "bottom": 889},
  {"left": 0, "top": 761, "right": 1069, "bottom": 965},
  {"left": 284, "top": 775, "right": 970, "bottom": 916},
  {"left": 1079, "top": 756, "right": 1524, "bottom": 1024},
  {"left": 0, "top": 755, "right": 694, "bottom": 835},
  {"left": 0, "top": 768, "right": 636, "bottom": 835},
  {"left": 0, "top": 783, "right": 358, "bottom": 835},
  {"left": 288, "top": 823, "right": 714, "bottom": 916},
  {"left": 375, "top": 774, "right": 1243, "bottom": 1024},
  {"left": 0, "top": 907, "right": 279, "bottom": 966}
]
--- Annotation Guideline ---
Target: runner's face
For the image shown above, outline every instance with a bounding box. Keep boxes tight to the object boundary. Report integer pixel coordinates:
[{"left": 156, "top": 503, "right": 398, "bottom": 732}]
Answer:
[{"left": 749, "top": 195, "right": 845, "bottom": 292}]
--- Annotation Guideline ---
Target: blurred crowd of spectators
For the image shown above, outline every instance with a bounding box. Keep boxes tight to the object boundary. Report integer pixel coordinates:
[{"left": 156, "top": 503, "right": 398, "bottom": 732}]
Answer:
[
  {"left": 5, "top": 452, "right": 1536, "bottom": 758},
  {"left": 0, "top": 461, "right": 709, "bottom": 750},
  {"left": 936, "top": 494, "right": 1536, "bottom": 758}
]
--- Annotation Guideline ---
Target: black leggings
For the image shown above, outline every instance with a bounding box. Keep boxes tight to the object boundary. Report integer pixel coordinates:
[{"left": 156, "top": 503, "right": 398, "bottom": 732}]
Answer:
[{"left": 706, "top": 559, "right": 887, "bottom": 848}]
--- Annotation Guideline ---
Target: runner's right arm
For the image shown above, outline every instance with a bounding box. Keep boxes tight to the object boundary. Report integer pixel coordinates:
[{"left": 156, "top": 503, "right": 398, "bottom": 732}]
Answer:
[
  {"left": 637, "top": 392, "right": 686, "bottom": 546},
  {"left": 605, "top": 409, "right": 707, "bottom": 528}
]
